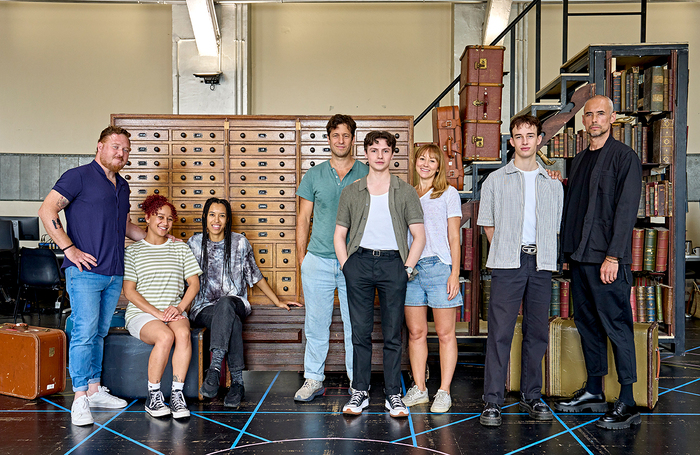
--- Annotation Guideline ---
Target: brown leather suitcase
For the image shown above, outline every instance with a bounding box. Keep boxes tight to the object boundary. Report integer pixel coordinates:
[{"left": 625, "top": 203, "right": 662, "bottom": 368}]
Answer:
[
  {"left": 460, "top": 45, "right": 506, "bottom": 87},
  {"left": 546, "top": 318, "right": 659, "bottom": 409},
  {"left": 0, "top": 323, "right": 66, "bottom": 399},
  {"left": 463, "top": 120, "right": 502, "bottom": 161},
  {"left": 459, "top": 83, "right": 503, "bottom": 123},
  {"left": 431, "top": 106, "right": 464, "bottom": 190},
  {"left": 506, "top": 315, "right": 546, "bottom": 394}
]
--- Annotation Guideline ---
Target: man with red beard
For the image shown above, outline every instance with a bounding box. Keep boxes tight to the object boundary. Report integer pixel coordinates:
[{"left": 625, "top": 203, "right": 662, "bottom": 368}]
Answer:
[{"left": 39, "top": 126, "right": 147, "bottom": 426}]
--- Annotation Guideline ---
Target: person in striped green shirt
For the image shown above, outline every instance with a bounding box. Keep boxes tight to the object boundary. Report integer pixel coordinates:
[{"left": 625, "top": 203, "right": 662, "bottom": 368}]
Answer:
[{"left": 123, "top": 194, "right": 202, "bottom": 419}]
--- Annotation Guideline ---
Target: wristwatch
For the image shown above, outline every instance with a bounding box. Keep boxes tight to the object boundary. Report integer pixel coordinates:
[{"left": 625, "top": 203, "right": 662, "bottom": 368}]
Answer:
[{"left": 405, "top": 266, "right": 414, "bottom": 275}]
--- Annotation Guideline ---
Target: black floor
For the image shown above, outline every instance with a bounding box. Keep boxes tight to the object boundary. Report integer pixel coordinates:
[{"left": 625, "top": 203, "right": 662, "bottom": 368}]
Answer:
[{"left": 2, "top": 311, "right": 700, "bottom": 455}]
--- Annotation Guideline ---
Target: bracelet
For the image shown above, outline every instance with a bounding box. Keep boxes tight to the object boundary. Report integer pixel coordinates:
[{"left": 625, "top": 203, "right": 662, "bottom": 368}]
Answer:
[
  {"left": 63, "top": 243, "right": 75, "bottom": 251},
  {"left": 605, "top": 256, "right": 618, "bottom": 263}
]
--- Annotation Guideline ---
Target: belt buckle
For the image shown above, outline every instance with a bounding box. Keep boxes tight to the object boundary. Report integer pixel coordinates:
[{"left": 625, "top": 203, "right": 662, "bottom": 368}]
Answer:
[
  {"left": 522, "top": 245, "right": 537, "bottom": 255},
  {"left": 372, "top": 249, "right": 381, "bottom": 257}
]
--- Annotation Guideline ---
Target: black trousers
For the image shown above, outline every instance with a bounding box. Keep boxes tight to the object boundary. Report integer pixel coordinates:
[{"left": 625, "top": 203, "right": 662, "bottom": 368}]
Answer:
[
  {"left": 342, "top": 248, "right": 408, "bottom": 395},
  {"left": 193, "top": 296, "right": 248, "bottom": 372},
  {"left": 570, "top": 261, "right": 636, "bottom": 385},
  {"left": 483, "top": 252, "right": 551, "bottom": 405}
]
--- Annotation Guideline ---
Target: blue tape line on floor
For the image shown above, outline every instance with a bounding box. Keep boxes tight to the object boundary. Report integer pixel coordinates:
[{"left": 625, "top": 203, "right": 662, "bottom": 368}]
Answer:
[{"left": 231, "top": 371, "right": 280, "bottom": 449}]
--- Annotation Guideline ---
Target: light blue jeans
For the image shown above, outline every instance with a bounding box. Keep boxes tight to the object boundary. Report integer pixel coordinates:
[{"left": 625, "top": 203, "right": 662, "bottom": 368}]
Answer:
[
  {"left": 300, "top": 252, "right": 353, "bottom": 382},
  {"left": 65, "top": 267, "right": 123, "bottom": 392}
]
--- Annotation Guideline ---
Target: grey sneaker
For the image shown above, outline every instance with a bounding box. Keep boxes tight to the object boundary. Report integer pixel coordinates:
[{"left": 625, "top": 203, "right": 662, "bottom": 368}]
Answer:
[
  {"left": 402, "top": 385, "right": 429, "bottom": 407},
  {"left": 385, "top": 393, "right": 409, "bottom": 418},
  {"left": 145, "top": 389, "right": 171, "bottom": 418},
  {"left": 294, "top": 378, "right": 325, "bottom": 402},
  {"left": 170, "top": 389, "right": 190, "bottom": 419},
  {"left": 430, "top": 389, "right": 452, "bottom": 413},
  {"left": 71, "top": 395, "right": 94, "bottom": 426}
]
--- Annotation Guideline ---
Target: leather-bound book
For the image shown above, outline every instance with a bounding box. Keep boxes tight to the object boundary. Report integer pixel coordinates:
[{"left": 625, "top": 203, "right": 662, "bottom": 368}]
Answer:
[
  {"left": 643, "top": 228, "right": 658, "bottom": 272},
  {"left": 650, "top": 66, "right": 665, "bottom": 112},
  {"left": 636, "top": 286, "right": 646, "bottom": 323},
  {"left": 663, "top": 66, "right": 669, "bottom": 111},
  {"left": 481, "top": 278, "right": 491, "bottom": 321},
  {"left": 655, "top": 227, "right": 669, "bottom": 272},
  {"left": 560, "top": 279, "right": 570, "bottom": 318},
  {"left": 655, "top": 285, "right": 664, "bottom": 324},
  {"left": 645, "top": 285, "right": 656, "bottom": 322},
  {"left": 461, "top": 227, "right": 473, "bottom": 270},
  {"left": 631, "top": 228, "right": 645, "bottom": 271},
  {"left": 652, "top": 118, "right": 674, "bottom": 165},
  {"left": 550, "top": 279, "right": 560, "bottom": 317},
  {"left": 662, "top": 285, "right": 674, "bottom": 331},
  {"left": 630, "top": 286, "right": 637, "bottom": 323},
  {"left": 612, "top": 71, "right": 622, "bottom": 112},
  {"left": 462, "top": 279, "right": 471, "bottom": 323}
]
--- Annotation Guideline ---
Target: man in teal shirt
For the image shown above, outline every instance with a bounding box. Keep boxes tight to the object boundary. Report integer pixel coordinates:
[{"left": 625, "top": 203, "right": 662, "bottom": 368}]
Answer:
[{"left": 294, "top": 114, "right": 368, "bottom": 401}]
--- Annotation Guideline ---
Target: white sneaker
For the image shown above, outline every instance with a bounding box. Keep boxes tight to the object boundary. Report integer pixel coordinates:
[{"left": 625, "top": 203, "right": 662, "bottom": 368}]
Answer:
[
  {"left": 402, "top": 385, "right": 429, "bottom": 406},
  {"left": 294, "top": 379, "right": 325, "bottom": 402},
  {"left": 170, "top": 389, "right": 190, "bottom": 419},
  {"left": 343, "top": 390, "right": 370, "bottom": 415},
  {"left": 430, "top": 389, "right": 452, "bottom": 413},
  {"left": 71, "top": 395, "right": 94, "bottom": 426},
  {"left": 385, "top": 393, "right": 409, "bottom": 418},
  {"left": 87, "top": 386, "right": 127, "bottom": 409}
]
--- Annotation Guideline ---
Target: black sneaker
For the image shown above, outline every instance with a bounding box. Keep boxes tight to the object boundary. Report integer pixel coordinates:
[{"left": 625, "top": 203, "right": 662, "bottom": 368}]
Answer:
[
  {"left": 595, "top": 399, "right": 641, "bottom": 430},
  {"left": 145, "top": 389, "right": 171, "bottom": 418},
  {"left": 170, "top": 389, "right": 190, "bottom": 419},
  {"left": 385, "top": 393, "right": 409, "bottom": 418},
  {"left": 343, "top": 390, "right": 370, "bottom": 415},
  {"left": 519, "top": 398, "right": 553, "bottom": 421},
  {"left": 224, "top": 383, "right": 245, "bottom": 408},
  {"left": 200, "top": 368, "right": 221, "bottom": 399},
  {"left": 480, "top": 402, "right": 501, "bottom": 427}
]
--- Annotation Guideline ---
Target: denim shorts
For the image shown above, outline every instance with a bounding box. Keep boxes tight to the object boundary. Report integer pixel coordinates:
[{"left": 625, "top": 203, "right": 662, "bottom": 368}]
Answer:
[{"left": 405, "top": 256, "right": 463, "bottom": 308}]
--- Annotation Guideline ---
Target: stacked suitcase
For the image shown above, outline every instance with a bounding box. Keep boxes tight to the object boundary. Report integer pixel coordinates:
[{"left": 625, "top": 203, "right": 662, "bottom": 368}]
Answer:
[{"left": 431, "top": 106, "right": 465, "bottom": 190}]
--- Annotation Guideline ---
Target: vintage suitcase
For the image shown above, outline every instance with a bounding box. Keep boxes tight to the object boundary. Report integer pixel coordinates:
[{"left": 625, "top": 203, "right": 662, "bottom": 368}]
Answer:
[
  {"left": 0, "top": 323, "right": 66, "bottom": 399},
  {"left": 460, "top": 45, "right": 505, "bottom": 162},
  {"left": 547, "top": 318, "right": 659, "bottom": 409},
  {"left": 431, "top": 106, "right": 464, "bottom": 190},
  {"left": 101, "top": 327, "right": 205, "bottom": 399},
  {"left": 506, "top": 316, "right": 546, "bottom": 394}
]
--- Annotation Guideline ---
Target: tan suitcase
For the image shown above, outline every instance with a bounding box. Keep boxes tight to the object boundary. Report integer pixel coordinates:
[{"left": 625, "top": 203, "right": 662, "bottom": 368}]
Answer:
[
  {"left": 546, "top": 318, "right": 659, "bottom": 409},
  {"left": 0, "top": 323, "right": 66, "bottom": 399},
  {"left": 506, "top": 315, "right": 546, "bottom": 394}
]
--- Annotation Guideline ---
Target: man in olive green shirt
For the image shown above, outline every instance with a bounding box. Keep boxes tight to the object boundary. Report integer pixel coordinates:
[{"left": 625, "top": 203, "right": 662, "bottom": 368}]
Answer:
[{"left": 334, "top": 130, "right": 425, "bottom": 418}]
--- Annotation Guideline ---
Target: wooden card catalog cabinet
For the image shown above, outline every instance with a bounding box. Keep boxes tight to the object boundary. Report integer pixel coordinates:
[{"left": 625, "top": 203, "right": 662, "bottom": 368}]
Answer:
[{"left": 112, "top": 115, "right": 414, "bottom": 305}]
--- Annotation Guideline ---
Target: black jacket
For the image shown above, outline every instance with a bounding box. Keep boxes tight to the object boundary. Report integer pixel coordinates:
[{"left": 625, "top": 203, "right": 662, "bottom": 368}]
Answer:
[{"left": 562, "top": 134, "right": 642, "bottom": 265}]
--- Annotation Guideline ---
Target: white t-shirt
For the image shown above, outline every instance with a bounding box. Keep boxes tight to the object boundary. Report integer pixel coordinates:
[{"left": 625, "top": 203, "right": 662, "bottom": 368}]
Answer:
[
  {"left": 410, "top": 186, "right": 462, "bottom": 265},
  {"left": 359, "top": 192, "right": 400, "bottom": 251},
  {"left": 521, "top": 169, "right": 538, "bottom": 245}
]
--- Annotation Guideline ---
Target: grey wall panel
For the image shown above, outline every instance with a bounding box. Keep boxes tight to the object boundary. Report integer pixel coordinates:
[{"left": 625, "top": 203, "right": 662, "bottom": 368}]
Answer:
[
  {"left": 40, "top": 155, "right": 62, "bottom": 200},
  {"left": 0, "top": 155, "right": 20, "bottom": 200},
  {"left": 19, "top": 155, "right": 41, "bottom": 200},
  {"left": 687, "top": 154, "right": 700, "bottom": 202}
]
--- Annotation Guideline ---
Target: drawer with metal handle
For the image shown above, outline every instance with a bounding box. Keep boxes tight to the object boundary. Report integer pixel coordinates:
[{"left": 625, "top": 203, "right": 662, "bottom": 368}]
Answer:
[
  {"left": 229, "top": 171, "right": 295, "bottom": 185},
  {"left": 172, "top": 212, "right": 204, "bottom": 226},
  {"left": 172, "top": 172, "right": 225, "bottom": 184},
  {"left": 230, "top": 200, "right": 296, "bottom": 214},
  {"left": 229, "top": 129, "right": 296, "bottom": 142},
  {"left": 121, "top": 171, "right": 169, "bottom": 184},
  {"left": 299, "top": 130, "right": 329, "bottom": 142},
  {"left": 229, "top": 158, "right": 295, "bottom": 171},
  {"left": 275, "top": 244, "right": 296, "bottom": 268},
  {"left": 237, "top": 228, "right": 293, "bottom": 240},
  {"left": 171, "top": 130, "right": 224, "bottom": 141},
  {"left": 229, "top": 144, "right": 296, "bottom": 156},
  {"left": 172, "top": 144, "right": 224, "bottom": 155},
  {"left": 250, "top": 243, "right": 273, "bottom": 269},
  {"left": 355, "top": 158, "right": 409, "bottom": 171},
  {"left": 171, "top": 199, "right": 207, "bottom": 213},
  {"left": 299, "top": 145, "right": 333, "bottom": 157},
  {"left": 125, "top": 158, "right": 168, "bottom": 169},
  {"left": 129, "top": 185, "right": 169, "bottom": 198},
  {"left": 173, "top": 158, "right": 224, "bottom": 170},
  {"left": 252, "top": 271, "right": 297, "bottom": 297},
  {"left": 355, "top": 129, "right": 410, "bottom": 143},
  {"left": 172, "top": 227, "right": 203, "bottom": 241},
  {"left": 129, "top": 129, "right": 169, "bottom": 141},
  {"left": 232, "top": 215, "right": 296, "bottom": 228},
  {"left": 229, "top": 185, "right": 294, "bottom": 200},
  {"left": 174, "top": 186, "right": 225, "bottom": 198},
  {"left": 130, "top": 143, "right": 169, "bottom": 155}
]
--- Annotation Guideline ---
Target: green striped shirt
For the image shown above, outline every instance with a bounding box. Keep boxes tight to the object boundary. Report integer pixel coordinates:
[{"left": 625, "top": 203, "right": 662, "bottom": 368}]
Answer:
[{"left": 124, "top": 239, "right": 203, "bottom": 324}]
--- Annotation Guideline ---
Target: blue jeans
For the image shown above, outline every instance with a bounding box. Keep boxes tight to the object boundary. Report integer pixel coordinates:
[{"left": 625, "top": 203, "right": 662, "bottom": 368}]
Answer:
[
  {"left": 300, "top": 252, "right": 352, "bottom": 382},
  {"left": 65, "top": 267, "right": 123, "bottom": 392}
]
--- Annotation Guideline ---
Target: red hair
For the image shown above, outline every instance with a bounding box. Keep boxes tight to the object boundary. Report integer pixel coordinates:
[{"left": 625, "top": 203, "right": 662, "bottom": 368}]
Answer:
[{"left": 141, "top": 194, "right": 177, "bottom": 219}]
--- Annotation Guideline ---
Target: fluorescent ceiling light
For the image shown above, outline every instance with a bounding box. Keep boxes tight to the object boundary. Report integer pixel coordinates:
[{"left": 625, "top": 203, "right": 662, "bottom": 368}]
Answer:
[{"left": 186, "top": 0, "right": 220, "bottom": 57}]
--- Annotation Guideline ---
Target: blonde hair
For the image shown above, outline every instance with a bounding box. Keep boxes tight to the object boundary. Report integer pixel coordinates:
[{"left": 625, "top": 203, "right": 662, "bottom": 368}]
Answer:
[{"left": 412, "top": 144, "right": 449, "bottom": 199}]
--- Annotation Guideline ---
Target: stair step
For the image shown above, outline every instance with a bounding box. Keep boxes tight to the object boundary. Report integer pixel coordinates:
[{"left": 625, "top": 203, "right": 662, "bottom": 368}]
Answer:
[
  {"left": 535, "top": 73, "right": 591, "bottom": 102},
  {"left": 515, "top": 102, "right": 564, "bottom": 120},
  {"left": 561, "top": 45, "right": 591, "bottom": 73}
]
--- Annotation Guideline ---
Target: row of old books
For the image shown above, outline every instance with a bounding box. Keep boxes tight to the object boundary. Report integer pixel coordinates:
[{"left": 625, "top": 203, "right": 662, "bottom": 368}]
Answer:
[
  {"left": 550, "top": 278, "right": 572, "bottom": 318},
  {"left": 611, "top": 117, "right": 674, "bottom": 165},
  {"left": 638, "top": 178, "right": 673, "bottom": 218},
  {"left": 545, "top": 127, "right": 588, "bottom": 158},
  {"left": 631, "top": 227, "right": 669, "bottom": 272},
  {"left": 612, "top": 64, "right": 673, "bottom": 113},
  {"left": 630, "top": 283, "right": 672, "bottom": 324}
]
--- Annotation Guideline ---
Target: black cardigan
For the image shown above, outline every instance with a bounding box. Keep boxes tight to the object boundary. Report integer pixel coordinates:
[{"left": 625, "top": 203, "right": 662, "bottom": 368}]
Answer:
[{"left": 561, "top": 134, "right": 643, "bottom": 265}]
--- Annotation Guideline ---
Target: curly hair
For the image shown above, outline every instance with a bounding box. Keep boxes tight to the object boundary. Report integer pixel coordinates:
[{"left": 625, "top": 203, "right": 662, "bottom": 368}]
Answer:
[{"left": 141, "top": 194, "right": 177, "bottom": 219}]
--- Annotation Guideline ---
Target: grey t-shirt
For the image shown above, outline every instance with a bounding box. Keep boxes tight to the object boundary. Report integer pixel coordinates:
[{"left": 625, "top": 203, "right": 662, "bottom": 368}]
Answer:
[{"left": 187, "top": 232, "right": 264, "bottom": 320}]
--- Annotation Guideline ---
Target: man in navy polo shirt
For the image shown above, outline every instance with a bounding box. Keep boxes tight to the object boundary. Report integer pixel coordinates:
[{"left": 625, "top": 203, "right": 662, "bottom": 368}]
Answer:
[{"left": 39, "top": 126, "right": 147, "bottom": 426}]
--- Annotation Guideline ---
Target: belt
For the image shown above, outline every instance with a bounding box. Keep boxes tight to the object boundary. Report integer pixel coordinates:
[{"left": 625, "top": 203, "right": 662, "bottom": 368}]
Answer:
[
  {"left": 357, "top": 247, "right": 400, "bottom": 258},
  {"left": 521, "top": 244, "right": 537, "bottom": 255}
]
